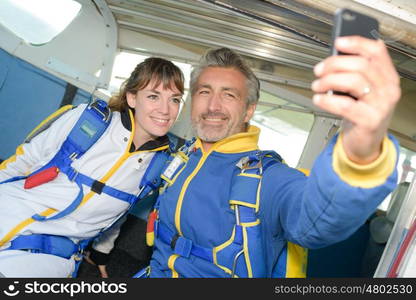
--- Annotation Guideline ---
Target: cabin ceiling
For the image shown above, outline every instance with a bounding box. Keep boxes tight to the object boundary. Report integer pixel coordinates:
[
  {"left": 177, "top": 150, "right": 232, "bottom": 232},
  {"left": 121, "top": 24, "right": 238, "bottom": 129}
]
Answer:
[
  {"left": 106, "top": 0, "right": 416, "bottom": 78},
  {"left": 104, "top": 0, "right": 416, "bottom": 149}
]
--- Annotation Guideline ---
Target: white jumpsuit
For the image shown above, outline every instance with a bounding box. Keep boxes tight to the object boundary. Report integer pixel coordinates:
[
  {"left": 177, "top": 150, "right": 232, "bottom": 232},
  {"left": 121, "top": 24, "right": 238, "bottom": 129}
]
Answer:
[{"left": 0, "top": 104, "right": 167, "bottom": 277}]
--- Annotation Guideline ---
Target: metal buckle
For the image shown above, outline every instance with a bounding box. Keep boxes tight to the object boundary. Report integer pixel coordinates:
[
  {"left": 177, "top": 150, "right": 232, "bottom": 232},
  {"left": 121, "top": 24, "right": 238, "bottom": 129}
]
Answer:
[
  {"left": 89, "top": 100, "right": 111, "bottom": 122},
  {"left": 74, "top": 249, "right": 84, "bottom": 261},
  {"left": 236, "top": 156, "right": 263, "bottom": 174},
  {"left": 241, "top": 161, "right": 262, "bottom": 171},
  {"left": 67, "top": 168, "right": 79, "bottom": 182},
  {"left": 69, "top": 152, "right": 78, "bottom": 161}
]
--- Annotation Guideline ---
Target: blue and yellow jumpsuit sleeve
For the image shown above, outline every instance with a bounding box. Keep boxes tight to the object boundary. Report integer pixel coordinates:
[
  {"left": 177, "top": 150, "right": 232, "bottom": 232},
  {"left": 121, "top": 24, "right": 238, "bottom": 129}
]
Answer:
[{"left": 260, "top": 134, "right": 398, "bottom": 272}]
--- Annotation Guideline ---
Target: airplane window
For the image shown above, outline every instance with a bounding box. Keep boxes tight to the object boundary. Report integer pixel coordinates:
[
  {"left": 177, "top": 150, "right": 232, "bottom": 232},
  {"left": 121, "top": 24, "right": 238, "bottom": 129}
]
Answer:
[
  {"left": 0, "top": 0, "right": 81, "bottom": 45},
  {"left": 253, "top": 91, "right": 314, "bottom": 168},
  {"left": 108, "top": 52, "right": 149, "bottom": 95},
  {"left": 397, "top": 147, "right": 416, "bottom": 184},
  {"left": 378, "top": 146, "right": 416, "bottom": 211},
  {"left": 109, "top": 50, "right": 191, "bottom": 108}
]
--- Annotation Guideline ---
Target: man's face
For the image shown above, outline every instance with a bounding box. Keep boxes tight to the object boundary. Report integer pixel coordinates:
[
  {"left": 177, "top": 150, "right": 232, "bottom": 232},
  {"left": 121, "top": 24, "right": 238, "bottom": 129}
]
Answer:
[{"left": 191, "top": 67, "right": 256, "bottom": 144}]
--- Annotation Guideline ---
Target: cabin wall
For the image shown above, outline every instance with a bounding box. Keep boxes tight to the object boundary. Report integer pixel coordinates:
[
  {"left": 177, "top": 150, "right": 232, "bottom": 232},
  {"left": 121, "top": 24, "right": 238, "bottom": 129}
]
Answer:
[{"left": 0, "top": 48, "right": 91, "bottom": 160}]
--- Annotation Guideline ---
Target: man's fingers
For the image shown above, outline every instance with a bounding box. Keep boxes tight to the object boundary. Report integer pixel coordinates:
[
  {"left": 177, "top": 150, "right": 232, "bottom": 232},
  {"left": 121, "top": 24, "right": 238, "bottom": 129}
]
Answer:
[
  {"left": 312, "top": 72, "right": 370, "bottom": 99},
  {"left": 335, "top": 36, "right": 386, "bottom": 59},
  {"left": 335, "top": 37, "right": 399, "bottom": 83},
  {"left": 314, "top": 55, "right": 369, "bottom": 76},
  {"left": 312, "top": 93, "right": 378, "bottom": 128},
  {"left": 314, "top": 37, "right": 400, "bottom": 88}
]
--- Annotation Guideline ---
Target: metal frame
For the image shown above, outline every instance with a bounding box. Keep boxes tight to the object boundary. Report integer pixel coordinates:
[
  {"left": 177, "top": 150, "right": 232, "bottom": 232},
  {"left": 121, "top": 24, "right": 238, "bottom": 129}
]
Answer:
[
  {"left": 92, "top": 0, "right": 118, "bottom": 90},
  {"left": 375, "top": 173, "right": 416, "bottom": 277}
]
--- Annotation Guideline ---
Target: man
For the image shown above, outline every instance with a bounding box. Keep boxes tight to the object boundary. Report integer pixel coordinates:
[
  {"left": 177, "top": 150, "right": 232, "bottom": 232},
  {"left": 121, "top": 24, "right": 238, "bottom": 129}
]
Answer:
[{"left": 146, "top": 36, "right": 400, "bottom": 277}]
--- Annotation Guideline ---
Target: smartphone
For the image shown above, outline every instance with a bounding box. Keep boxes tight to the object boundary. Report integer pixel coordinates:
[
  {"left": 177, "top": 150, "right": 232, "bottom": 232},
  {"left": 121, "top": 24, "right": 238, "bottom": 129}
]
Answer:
[
  {"left": 331, "top": 8, "right": 379, "bottom": 55},
  {"left": 329, "top": 8, "right": 379, "bottom": 97}
]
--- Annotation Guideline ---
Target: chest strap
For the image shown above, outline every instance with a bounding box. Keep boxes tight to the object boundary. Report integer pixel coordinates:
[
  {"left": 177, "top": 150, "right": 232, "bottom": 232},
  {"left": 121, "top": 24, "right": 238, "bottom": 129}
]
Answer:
[
  {"left": 156, "top": 221, "right": 213, "bottom": 262},
  {"left": 68, "top": 168, "right": 137, "bottom": 203},
  {"left": 31, "top": 167, "right": 137, "bottom": 221}
]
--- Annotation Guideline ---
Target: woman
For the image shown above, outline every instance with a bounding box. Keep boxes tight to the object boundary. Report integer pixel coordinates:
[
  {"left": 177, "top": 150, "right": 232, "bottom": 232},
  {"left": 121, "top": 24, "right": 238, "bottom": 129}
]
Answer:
[{"left": 0, "top": 57, "right": 184, "bottom": 277}]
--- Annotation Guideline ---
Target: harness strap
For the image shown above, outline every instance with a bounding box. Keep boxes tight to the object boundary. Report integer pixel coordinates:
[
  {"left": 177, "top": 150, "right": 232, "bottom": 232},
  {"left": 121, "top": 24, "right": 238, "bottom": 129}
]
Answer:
[
  {"left": 133, "top": 266, "right": 151, "bottom": 278},
  {"left": 32, "top": 178, "right": 85, "bottom": 221},
  {"left": 156, "top": 221, "right": 213, "bottom": 262},
  {"left": 0, "top": 176, "right": 27, "bottom": 185},
  {"left": 7, "top": 234, "right": 79, "bottom": 259},
  {"left": 138, "top": 151, "right": 170, "bottom": 198},
  {"left": 72, "top": 171, "right": 137, "bottom": 204}
]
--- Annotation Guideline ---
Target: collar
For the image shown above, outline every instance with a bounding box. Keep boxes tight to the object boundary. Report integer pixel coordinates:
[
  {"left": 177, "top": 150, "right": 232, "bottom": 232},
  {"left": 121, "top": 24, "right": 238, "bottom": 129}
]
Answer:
[
  {"left": 195, "top": 125, "right": 260, "bottom": 154},
  {"left": 138, "top": 135, "right": 169, "bottom": 151},
  {"left": 120, "top": 107, "right": 133, "bottom": 131},
  {"left": 120, "top": 108, "right": 169, "bottom": 152}
]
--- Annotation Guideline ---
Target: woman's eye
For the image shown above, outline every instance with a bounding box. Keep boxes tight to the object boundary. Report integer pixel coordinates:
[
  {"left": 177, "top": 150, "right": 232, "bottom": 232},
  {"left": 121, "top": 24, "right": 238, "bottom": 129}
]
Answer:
[
  {"left": 171, "top": 98, "right": 182, "bottom": 104},
  {"left": 148, "top": 95, "right": 158, "bottom": 101}
]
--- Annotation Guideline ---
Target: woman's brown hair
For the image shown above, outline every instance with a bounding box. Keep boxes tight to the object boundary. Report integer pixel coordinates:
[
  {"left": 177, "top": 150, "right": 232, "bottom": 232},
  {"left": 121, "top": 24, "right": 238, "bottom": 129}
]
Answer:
[{"left": 108, "top": 57, "right": 184, "bottom": 112}]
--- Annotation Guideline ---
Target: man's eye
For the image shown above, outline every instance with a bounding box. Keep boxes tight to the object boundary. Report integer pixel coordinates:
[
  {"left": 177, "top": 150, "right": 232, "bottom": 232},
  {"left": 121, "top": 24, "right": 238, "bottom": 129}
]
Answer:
[
  {"left": 225, "top": 92, "right": 236, "bottom": 99},
  {"left": 199, "top": 90, "right": 209, "bottom": 95}
]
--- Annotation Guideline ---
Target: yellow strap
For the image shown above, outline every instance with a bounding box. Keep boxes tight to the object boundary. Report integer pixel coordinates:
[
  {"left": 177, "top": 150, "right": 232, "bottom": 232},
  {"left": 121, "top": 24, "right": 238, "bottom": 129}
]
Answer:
[
  {"left": 26, "top": 105, "right": 74, "bottom": 141},
  {"left": 0, "top": 208, "right": 56, "bottom": 247}
]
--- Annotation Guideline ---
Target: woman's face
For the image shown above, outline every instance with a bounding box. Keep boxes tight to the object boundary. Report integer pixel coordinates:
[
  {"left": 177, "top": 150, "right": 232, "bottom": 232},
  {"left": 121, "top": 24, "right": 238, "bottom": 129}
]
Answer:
[{"left": 126, "top": 79, "right": 182, "bottom": 145}]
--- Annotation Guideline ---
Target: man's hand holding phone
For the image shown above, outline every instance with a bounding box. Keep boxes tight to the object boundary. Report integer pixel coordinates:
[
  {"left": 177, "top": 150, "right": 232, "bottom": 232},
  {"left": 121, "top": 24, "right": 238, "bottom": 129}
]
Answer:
[{"left": 311, "top": 9, "right": 401, "bottom": 165}]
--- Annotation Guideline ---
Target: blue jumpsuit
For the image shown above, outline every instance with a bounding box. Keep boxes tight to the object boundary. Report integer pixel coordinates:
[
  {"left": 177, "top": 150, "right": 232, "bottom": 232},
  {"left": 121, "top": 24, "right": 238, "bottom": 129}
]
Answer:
[{"left": 149, "top": 126, "right": 398, "bottom": 277}]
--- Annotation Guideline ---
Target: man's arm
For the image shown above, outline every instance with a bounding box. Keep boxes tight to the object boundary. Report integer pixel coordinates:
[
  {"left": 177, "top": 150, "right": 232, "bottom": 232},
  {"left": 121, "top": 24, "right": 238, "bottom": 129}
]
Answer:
[{"left": 263, "top": 36, "right": 400, "bottom": 249}]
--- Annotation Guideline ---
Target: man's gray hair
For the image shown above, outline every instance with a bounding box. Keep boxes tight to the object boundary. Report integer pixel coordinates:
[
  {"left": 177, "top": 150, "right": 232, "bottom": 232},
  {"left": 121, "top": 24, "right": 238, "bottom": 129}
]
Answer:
[{"left": 190, "top": 47, "right": 260, "bottom": 105}]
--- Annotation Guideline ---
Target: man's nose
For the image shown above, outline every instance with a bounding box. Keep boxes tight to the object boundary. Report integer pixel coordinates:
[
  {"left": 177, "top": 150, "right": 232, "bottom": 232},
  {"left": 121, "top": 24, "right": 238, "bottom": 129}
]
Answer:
[{"left": 207, "top": 93, "right": 222, "bottom": 112}]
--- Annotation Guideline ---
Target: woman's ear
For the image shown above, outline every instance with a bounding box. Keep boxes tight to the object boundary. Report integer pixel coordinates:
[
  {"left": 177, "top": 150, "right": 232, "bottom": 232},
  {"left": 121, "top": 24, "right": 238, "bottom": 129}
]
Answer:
[{"left": 126, "top": 92, "right": 136, "bottom": 109}]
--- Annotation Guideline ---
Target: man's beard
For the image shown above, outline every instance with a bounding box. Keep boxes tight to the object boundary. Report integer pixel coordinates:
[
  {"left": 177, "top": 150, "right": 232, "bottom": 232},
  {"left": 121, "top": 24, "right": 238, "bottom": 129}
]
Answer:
[{"left": 191, "top": 112, "right": 247, "bottom": 143}]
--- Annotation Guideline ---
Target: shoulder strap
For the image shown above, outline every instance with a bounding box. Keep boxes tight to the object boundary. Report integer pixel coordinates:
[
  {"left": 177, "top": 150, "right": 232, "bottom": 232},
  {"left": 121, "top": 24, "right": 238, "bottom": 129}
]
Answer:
[
  {"left": 231, "top": 150, "right": 282, "bottom": 207},
  {"left": 259, "top": 150, "right": 283, "bottom": 171},
  {"left": 137, "top": 151, "right": 171, "bottom": 199},
  {"left": 33, "top": 99, "right": 111, "bottom": 174},
  {"left": 232, "top": 150, "right": 308, "bottom": 278},
  {"left": 61, "top": 99, "right": 111, "bottom": 158},
  {"left": 31, "top": 99, "right": 112, "bottom": 221},
  {"left": 167, "top": 132, "right": 186, "bottom": 153}
]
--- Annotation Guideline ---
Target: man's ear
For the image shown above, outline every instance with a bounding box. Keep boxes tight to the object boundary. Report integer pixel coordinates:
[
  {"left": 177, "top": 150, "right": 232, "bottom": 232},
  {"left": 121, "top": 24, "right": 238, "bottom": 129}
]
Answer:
[
  {"left": 126, "top": 92, "right": 136, "bottom": 109},
  {"left": 244, "top": 103, "right": 257, "bottom": 122}
]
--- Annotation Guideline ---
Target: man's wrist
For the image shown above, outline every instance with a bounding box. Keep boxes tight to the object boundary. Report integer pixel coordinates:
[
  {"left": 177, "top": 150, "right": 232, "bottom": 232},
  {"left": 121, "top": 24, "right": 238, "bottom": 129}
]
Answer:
[{"left": 333, "top": 134, "right": 397, "bottom": 188}]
